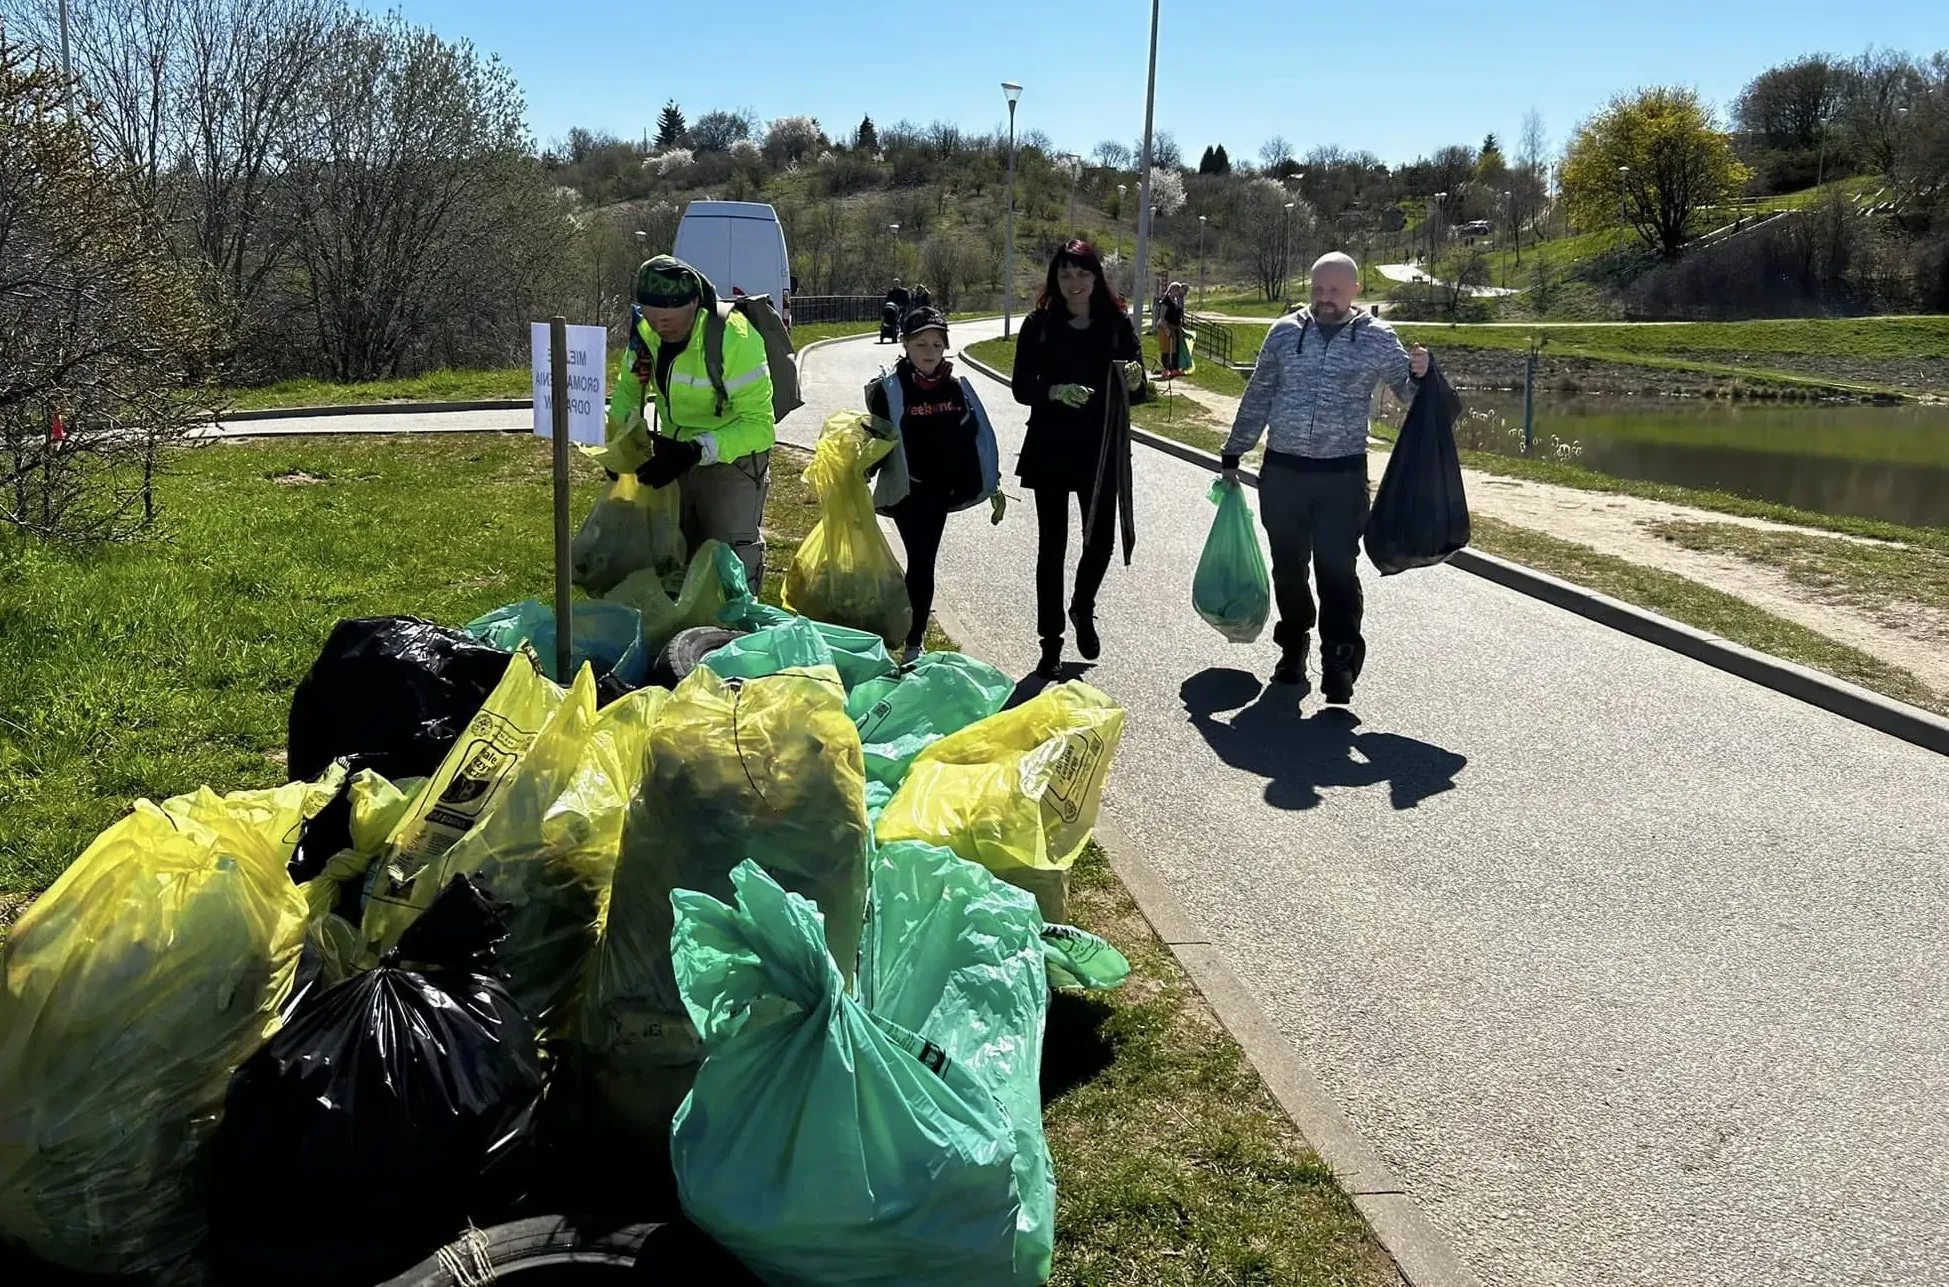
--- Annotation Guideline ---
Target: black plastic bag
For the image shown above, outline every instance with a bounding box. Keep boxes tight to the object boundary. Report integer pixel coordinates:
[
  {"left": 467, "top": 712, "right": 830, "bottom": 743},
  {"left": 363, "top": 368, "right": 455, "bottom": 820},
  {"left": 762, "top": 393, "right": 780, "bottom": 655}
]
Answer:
[
  {"left": 1365, "top": 360, "right": 1469, "bottom": 575},
  {"left": 287, "top": 617, "right": 509, "bottom": 782},
  {"left": 207, "top": 877, "right": 546, "bottom": 1287}
]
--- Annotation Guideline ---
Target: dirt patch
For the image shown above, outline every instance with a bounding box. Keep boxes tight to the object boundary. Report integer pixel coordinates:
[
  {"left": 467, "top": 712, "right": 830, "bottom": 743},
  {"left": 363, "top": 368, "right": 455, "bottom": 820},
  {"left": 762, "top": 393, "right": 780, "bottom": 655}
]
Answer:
[
  {"left": 270, "top": 471, "right": 328, "bottom": 486},
  {"left": 1423, "top": 455, "right": 1949, "bottom": 694},
  {"left": 265, "top": 747, "right": 288, "bottom": 767},
  {"left": 0, "top": 892, "right": 28, "bottom": 936}
]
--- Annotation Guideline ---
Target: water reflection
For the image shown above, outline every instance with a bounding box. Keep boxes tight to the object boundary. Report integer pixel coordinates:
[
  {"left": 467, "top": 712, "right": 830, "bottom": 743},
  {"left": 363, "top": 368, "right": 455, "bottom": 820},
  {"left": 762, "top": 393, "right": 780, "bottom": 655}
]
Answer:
[{"left": 1451, "top": 393, "right": 1949, "bottom": 529}]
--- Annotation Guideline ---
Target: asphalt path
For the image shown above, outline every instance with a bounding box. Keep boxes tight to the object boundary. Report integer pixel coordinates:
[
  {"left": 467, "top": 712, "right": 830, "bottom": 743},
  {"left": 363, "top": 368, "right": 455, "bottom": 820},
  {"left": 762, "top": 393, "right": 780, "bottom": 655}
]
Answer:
[{"left": 794, "top": 323, "right": 1949, "bottom": 1287}]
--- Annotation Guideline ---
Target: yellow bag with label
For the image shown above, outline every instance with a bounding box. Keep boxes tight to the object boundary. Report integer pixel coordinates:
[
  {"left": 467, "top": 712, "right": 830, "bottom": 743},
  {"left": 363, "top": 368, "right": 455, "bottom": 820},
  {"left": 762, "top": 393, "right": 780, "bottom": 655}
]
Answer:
[
  {"left": 426, "top": 669, "right": 664, "bottom": 1036},
  {"left": 572, "top": 471, "right": 686, "bottom": 595},
  {"left": 0, "top": 781, "right": 319, "bottom": 1279},
  {"left": 582, "top": 660, "right": 873, "bottom": 1137},
  {"left": 360, "top": 650, "right": 562, "bottom": 951},
  {"left": 783, "top": 411, "right": 913, "bottom": 648},
  {"left": 297, "top": 769, "right": 426, "bottom": 987},
  {"left": 875, "top": 681, "right": 1125, "bottom": 923}
]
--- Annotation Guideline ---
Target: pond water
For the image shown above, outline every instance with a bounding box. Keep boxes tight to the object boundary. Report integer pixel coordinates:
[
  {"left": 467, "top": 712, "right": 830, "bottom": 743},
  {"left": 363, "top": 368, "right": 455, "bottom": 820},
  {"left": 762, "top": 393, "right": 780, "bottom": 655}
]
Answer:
[{"left": 1451, "top": 393, "right": 1949, "bottom": 530}]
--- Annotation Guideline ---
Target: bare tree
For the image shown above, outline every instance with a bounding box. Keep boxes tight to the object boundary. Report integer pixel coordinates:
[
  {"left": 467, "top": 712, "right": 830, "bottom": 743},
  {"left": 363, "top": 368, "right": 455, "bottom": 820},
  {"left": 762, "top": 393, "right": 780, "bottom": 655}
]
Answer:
[
  {"left": 1512, "top": 109, "right": 1550, "bottom": 261},
  {"left": 1, "top": 34, "right": 209, "bottom": 541},
  {"left": 1093, "top": 139, "right": 1132, "bottom": 169},
  {"left": 1842, "top": 48, "right": 1924, "bottom": 177},
  {"left": 286, "top": 11, "right": 536, "bottom": 380},
  {"left": 1259, "top": 135, "right": 1294, "bottom": 171}
]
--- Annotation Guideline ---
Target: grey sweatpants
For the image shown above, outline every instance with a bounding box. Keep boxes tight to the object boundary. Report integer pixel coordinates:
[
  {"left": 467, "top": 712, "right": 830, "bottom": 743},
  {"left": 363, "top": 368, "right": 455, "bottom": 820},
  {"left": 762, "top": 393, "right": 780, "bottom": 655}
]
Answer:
[
  {"left": 1257, "top": 452, "right": 1369, "bottom": 671},
  {"left": 679, "top": 450, "right": 770, "bottom": 587}
]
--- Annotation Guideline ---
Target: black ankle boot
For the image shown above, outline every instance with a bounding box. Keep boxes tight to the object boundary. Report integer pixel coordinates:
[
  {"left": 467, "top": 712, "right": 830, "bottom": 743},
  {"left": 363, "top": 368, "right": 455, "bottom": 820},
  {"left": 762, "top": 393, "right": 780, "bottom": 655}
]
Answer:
[
  {"left": 1037, "top": 639, "right": 1064, "bottom": 679},
  {"left": 1068, "top": 608, "right": 1100, "bottom": 661}
]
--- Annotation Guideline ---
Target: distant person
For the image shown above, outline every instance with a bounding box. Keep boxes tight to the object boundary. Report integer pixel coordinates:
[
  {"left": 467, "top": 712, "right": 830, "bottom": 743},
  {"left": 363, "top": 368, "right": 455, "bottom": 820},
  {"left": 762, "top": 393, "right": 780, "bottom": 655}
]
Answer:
[
  {"left": 910, "top": 282, "right": 932, "bottom": 309},
  {"left": 1155, "top": 281, "right": 1191, "bottom": 379},
  {"left": 866, "top": 306, "right": 1005, "bottom": 663},
  {"left": 1011, "top": 239, "right": 1142, "bottom": 678},
  {"left": 1222, "top": 251, "right": 1430, "bottom": 705},
  {"left": 882, "top": 278, "right": 910, "bottom": 344},
  {"left": 603, "top": 256, "right": 776, "bottom": 585}
]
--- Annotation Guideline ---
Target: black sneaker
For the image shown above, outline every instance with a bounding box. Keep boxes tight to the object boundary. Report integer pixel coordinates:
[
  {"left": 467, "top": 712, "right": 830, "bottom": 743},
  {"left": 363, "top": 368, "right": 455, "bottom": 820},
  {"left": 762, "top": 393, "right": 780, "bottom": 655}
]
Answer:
[
  {"left": 1068, "top": 609, "right": 1101, "bottom": 661},
  {"left": 1271, "top": 639, "right": 1310, "bottom": 690}
]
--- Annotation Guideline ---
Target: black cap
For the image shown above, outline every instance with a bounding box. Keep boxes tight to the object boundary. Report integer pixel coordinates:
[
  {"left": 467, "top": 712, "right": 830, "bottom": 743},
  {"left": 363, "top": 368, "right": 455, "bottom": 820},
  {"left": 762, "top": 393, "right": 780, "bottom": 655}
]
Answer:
[{"left": 902, "top": 306, "right": 948, "bottom": 337}]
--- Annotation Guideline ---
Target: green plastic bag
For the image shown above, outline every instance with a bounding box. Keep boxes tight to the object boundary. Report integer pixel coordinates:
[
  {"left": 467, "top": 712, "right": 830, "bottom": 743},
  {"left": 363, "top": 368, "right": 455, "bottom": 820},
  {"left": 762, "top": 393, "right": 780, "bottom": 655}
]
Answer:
[
  {"left": 671, "top": 861, "right": 1029, "bottom": 1287},
  {"left": 699, "top": 613, "right": 839, "bottom": 682},
  {"left": 847, "top": 652, "right": 1015, "bottom": 790},
  {"left": 465, "top": 599, "right": 649, "bottom": 688},
  {"left": 716, "top": 599, "right": 899, "bottom": 693},
  {"left": 1192, "top": 478, "right": 1272, "bottom": 644}
]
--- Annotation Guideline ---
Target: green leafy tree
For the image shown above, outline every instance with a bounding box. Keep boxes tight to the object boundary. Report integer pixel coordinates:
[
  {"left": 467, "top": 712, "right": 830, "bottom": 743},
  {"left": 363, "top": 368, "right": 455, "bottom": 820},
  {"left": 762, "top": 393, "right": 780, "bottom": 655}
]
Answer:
[
  {"left": 655, "top": 100, "right": 686, "bottom": 148},
  {"left": 1563, "top": 86, "right": 1750, "bottom": 258}
]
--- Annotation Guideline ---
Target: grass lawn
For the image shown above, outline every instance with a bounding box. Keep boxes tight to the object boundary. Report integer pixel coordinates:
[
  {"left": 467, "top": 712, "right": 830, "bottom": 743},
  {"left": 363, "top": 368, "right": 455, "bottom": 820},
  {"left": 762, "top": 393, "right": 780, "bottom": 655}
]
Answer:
[
  {"left": 1644, "top": 520, "right": 1949, "bottom": 625},
  {"left": 211, "top": 321, "right": 885, "bottom": 413},
  {"left": 0, "top": 431, "right": 1397, "bottom": 1284},
  {"left": 1465, "top": 516, "right": 1948, "bottom": 716}
]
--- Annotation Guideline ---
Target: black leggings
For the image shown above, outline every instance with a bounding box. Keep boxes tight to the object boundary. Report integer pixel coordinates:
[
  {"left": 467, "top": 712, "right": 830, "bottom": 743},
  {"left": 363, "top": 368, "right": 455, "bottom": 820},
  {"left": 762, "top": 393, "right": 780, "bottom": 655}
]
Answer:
[
  {"left": 889, "top": 496, "right": 950, "bottom": 650},
  {"left": 1034, "top": 486, "right": 1115, "bottom": 645}
]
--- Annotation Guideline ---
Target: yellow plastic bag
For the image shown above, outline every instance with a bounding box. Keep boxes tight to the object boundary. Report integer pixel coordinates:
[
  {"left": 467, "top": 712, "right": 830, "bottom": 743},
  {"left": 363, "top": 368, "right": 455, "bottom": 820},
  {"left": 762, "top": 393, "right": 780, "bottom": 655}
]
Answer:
[
  {"left": 783, "top": 411, "right": 913, "bottom": 648},
  {"left": 0, "top": 782, "right": 315, "bottom": 1279},
  {"left": 582, "top": 660, "right": 872, "bottom": 1136},
  {"left": 360, "top": 650, "right": 563, "bottom": 951},
  {"left": 876, "top": 681, "right": 1125, "bottom": 922},
  {"left": 428, "top": 669, "right": 665, "bottom": 1036},
  {"left": 572, "top": 472, "right": 687, "bottom": 595},
  {"left": 605, "top": 539, "right": 745, "bottom": 657}
]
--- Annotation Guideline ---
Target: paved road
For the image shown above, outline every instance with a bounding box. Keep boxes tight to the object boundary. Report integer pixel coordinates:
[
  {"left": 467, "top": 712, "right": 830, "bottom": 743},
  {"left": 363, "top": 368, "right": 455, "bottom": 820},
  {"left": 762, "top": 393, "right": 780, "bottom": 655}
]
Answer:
[
  {"left": 797, "top": 325, "right": 1949, "bottom": 1287},
  {"left": 1376, "top": 263, "right": 1520, "bottom": 297}
]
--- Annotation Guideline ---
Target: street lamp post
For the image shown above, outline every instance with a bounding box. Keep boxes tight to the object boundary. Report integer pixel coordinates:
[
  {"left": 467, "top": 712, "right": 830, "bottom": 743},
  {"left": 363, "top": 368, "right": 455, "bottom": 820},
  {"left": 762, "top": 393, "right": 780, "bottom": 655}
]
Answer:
[
  {"left": 888, "top": 223, "right": 900, "bottom": 284},
  {"left": 1283, "top": 201, "right": 1295, "bottom": 304},
  {"left": 1130, "top": 0, "right": 1161, "bottom": 333},
  {"left": 1197, "top": 214, "right": 1208, "bottom": 308},
  {"left": 1117, "top": 183, "right": 1128, "bottom": 294},
  {"left": 1002, "top": 81, "right": 1023, "bottom": 338}
]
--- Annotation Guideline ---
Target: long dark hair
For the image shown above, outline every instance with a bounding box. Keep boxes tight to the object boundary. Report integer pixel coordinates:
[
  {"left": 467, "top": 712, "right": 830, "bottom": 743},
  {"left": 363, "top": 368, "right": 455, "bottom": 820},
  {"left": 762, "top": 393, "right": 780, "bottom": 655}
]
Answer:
[{"left": 1035, "top": 239, "right": 1125, "bottom": 323}]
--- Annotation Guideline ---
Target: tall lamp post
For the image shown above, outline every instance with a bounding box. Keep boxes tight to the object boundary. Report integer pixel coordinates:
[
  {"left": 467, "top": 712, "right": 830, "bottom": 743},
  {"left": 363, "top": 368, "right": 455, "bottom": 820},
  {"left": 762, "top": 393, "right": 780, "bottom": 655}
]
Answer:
[
  {"left": 1282, "top": 201, "right": 1295, "bottom": 304},
  {"left": 1129, "top": 0, "right": 1160, "bottom": 333},
  {"left": 888, "top": 223, "right": 901, "bottom": 285},
  {"left": 1116, "top": 183, "right": 1128, "bottom": 294},
  {"left": 1001, "top": 81, "right": 1023, "bottom": 338},
  {"left": 1197, "top": 213, "right": 1208, "bottom": 308}
]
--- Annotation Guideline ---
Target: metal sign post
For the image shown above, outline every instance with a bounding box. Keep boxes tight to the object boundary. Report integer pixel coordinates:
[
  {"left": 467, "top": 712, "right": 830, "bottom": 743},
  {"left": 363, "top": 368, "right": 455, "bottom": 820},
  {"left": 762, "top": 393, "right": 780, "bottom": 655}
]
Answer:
[{"left": 549, "top": 317, "right": 573, "bottom": 680}]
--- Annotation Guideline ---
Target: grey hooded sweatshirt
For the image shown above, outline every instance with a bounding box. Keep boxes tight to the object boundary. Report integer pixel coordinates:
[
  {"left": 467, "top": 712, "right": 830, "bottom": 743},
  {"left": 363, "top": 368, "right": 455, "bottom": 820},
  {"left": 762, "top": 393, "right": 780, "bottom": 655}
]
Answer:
[{"left": 1222, "top": 306, "right": 1419, "bottom": 465}]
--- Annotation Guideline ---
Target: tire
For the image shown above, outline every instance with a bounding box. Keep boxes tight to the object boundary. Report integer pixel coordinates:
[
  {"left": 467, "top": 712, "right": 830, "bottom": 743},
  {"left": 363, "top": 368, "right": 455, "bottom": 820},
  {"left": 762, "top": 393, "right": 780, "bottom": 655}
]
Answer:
[
  {"left": 648, "top": 626, "right": 744, "bottom": 690},
  {"left": 377, "top": 1216, "right": 759, "bottom": 1285}
]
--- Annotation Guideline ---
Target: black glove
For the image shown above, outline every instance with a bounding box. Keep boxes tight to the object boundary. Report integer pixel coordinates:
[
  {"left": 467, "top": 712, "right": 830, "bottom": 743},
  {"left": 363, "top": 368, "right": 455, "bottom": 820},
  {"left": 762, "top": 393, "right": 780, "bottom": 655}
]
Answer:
[{"left": 634, "top": 434, "right": 704, "bottom": 490}]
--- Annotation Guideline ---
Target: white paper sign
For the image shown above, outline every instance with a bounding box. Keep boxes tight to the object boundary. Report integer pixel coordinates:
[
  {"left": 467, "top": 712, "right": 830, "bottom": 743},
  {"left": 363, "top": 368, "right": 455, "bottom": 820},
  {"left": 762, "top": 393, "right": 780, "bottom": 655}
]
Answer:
[{"left": 531, "top": 323, "right": 608, "bottom": 446}]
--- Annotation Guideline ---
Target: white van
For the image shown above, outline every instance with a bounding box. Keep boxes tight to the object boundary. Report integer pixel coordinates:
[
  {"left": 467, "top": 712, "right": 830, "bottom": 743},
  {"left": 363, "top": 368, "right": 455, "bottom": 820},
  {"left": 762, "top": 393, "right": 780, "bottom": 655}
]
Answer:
[{"left": 673, "top": 201, "right": 794, "bottom": 328}]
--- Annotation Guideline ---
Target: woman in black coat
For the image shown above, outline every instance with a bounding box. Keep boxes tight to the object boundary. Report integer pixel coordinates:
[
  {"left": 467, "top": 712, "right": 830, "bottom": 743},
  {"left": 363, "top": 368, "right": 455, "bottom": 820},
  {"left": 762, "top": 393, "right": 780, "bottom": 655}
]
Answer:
[{"left": 1011, "top": 239, "right": 1142, "bottom": 677}]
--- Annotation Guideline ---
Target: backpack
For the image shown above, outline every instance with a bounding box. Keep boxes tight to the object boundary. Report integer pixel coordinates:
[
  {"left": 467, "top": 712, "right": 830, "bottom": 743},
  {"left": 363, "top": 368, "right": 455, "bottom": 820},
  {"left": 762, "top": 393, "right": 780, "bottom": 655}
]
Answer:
[
  {"left": 866, "top": 368, "right": 999, "bottom": 515},
  {"left": 700, "top": 286, "right": 803, "bottom": 424}
]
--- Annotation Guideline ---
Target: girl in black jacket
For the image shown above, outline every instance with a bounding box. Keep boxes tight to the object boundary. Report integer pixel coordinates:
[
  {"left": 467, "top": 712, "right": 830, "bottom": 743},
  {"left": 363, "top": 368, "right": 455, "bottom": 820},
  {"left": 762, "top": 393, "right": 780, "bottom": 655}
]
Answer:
[
  {"left": 1011, "top": 239, "right": 1142, "bottom": 677},
  {"left": 868, "top": 307, "right": 1004, "bottom": 662}
]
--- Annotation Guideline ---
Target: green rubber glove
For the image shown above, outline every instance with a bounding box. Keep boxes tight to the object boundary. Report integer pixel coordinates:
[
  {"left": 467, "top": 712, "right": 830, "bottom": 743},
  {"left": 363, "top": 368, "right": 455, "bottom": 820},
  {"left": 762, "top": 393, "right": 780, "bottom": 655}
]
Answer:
[
  {"left": 989, "top": 491, "right": 1007, "bottom": 525},
  {"left": 1050, "top": 384, "right": 1093, "bottom": 409}
]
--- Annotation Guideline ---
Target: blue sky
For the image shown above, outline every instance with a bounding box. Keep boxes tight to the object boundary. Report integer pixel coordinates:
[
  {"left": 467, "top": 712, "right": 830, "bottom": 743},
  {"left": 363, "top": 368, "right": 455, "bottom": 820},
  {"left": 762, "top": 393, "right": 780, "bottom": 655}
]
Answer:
[{"left": 384, "top": 0, "right": 1947, "bottom": 165}]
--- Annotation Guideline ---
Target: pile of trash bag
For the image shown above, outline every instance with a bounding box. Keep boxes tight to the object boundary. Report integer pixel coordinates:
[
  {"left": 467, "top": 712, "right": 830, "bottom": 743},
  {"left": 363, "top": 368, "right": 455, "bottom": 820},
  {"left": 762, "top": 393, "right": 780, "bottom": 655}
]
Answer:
[
  {"left": 466, "top": 598, "right": 649, "bottom": 692},
  {"left": 1, "top": 552, "right": 1138, "bottom": 1285},
  {"left": 783, "top": 411, "right": 913, "bottom": 648},
  {"left": 1193, "top": 478, "right": 1272, "bottom": 644}
]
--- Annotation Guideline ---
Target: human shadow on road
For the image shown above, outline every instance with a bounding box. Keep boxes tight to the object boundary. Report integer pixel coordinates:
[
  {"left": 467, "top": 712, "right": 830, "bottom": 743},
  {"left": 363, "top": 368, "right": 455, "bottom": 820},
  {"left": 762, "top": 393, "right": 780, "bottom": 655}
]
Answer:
[
  {"left": 1180, "top": 667, "right": 1467, "bottom": 812},
  {"left": 1007, "top": 661, "right": 1099, "bottom": 710}
]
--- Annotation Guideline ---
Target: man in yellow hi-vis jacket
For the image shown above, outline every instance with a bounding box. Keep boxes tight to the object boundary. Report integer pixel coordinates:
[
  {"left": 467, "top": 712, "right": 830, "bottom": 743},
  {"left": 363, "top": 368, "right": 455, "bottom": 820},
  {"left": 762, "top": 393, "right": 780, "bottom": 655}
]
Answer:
[{"left": 603, "top": 256, "right": 775, "bottom": 585}]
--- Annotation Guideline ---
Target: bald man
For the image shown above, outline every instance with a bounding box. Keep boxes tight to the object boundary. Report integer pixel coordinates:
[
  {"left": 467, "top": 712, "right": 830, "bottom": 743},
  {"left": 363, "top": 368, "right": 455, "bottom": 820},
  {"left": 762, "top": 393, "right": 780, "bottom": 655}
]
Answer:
[{"left": 1222, "top": 252, "right": 1430, "bottom": 704}]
